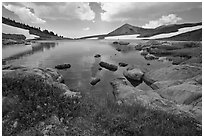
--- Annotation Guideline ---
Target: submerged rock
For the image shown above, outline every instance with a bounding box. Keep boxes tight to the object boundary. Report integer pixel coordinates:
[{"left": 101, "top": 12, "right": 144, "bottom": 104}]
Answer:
[
  {"left": 90, "top": 77, "right": 101, "bottom": 85},
  {"left": 113, "top": 41, "right": 129, "bottom": 45},
  {"left": 55, "top": 63, "right": 71, "bottom": 69},
  {"left": 113, "top": 41, "right": 119, "bottom": 44},
  {"left": 99, "top": 61, "right": 118, "bottom": 71},
  {"left": 118, "top": 62, "right": 128, "bottom": 67}
]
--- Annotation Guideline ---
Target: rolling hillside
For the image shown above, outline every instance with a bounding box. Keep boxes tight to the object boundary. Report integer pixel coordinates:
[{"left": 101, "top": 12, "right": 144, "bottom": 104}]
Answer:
[{"left": 2, "top": 17, "right": 65, "bottom": 40}]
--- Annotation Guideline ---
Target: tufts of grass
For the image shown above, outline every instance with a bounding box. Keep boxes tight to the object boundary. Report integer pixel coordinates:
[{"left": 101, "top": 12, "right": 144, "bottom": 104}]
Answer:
[
  {"left": 2, "top": 71, "right": 80, "bottom": 136},
  {"left": 64, "top": 94, "right": 201, "bottom": 136},
  {"left": 3, "top": 71, "right": 202, "bottom": 136}
]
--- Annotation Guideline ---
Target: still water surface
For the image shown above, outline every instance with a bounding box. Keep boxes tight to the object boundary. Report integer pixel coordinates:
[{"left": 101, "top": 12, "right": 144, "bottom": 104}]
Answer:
[{"left": 3, "top": 40, "right": 171, "bottom": 104}]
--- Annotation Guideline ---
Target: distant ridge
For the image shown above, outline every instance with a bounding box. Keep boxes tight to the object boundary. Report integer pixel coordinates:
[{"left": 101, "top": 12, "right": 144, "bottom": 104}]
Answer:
[
  {"left": 79, "top": 22, "right": 202, "bottom": 41},
  {"left": 107, "top": 22, "right": 202, "bottom": 38}
]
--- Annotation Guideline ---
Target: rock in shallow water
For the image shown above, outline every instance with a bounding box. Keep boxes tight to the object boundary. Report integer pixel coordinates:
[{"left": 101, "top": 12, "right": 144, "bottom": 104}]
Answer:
[
  {"left": 118, "top": 62, "right": 128, "bottom": 67},
  {"left": 90, "top": 77, "right": 101, "bottom": 85},
  {"left": 113, "top": 41, "right": 129, "bottom": 45},
  {"left": 99, "top": 61, "right": 118, "bottom": 71},
  {"left": 55, "top": 63, "right": 71, "bottom": 69},
  {"left": 94, "top": 54, "right": 101, "bottom": 58}
]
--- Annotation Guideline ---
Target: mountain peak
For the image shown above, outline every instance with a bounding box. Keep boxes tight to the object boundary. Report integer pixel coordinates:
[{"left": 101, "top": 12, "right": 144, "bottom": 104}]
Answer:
[{"left": 121, "top": 23, "right": 133, "bottom": 27}]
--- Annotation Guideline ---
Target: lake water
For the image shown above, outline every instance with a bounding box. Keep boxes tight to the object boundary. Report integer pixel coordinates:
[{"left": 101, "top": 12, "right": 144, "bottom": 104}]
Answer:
[{"left": 2, "top": 40, "right": 171, "bottom": 105}]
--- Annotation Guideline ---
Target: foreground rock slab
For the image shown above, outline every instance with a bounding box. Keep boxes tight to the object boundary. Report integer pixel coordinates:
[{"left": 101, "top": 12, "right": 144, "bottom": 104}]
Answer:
[
  {"left": 143, "top": 65, "right": 201, "bottom": 82},
  {"left": 110, "top": 78, "right": 202, "bottom": 124}
]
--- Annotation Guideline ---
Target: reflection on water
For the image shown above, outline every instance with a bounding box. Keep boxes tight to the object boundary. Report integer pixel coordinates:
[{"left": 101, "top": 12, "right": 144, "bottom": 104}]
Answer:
[
  {"left": 91, "top": 57, "right": 101, "bottom": 78},
  {"left": 2, "top": 40, "right": 172, "bottom": 105},
  {"left": 3, "top": 42, "right": 57, "bottom": 61}
]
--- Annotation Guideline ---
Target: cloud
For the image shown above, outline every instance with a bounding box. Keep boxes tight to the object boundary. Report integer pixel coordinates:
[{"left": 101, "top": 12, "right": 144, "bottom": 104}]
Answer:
[
  {"left": 142, "top": 14, "right": 182, "bottom": 28},
  {"left": 83, "top": 27, "right": 90, "bottom": 31},
  {"left": 100, "top": 3, "right": 133, "bottom": 22},
  {"left": 3, "top": 2, "right": 95, "bottom": 22},
  {"left": 20, "top": 2, "right": 95, "bottom": 21},
  {"left": 3, "top": 3, "right": 46, "bottom": 24},
  {"left": 100, "top": 2, "right": 160, "bottom": 22},
  {"left": 74, "top": 3, "right": 95, "bottom": 20}
]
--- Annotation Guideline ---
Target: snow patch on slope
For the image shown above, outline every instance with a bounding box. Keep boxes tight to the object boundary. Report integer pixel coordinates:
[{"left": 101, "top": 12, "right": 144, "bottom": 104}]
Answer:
[
  {"left": 104, "top": 25, "right": 202, "bottom": 40},
  {"left": 147, "top": 25, "right": 202, "bottom": 39}
]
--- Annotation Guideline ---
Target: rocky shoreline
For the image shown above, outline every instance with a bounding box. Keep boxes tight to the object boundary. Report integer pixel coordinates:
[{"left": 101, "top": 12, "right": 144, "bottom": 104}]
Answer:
[
  {"left": 2, "top": 40, "right": 202, "bottom": 135},
  {"left": 110, "top": 40, "right": 202, "bottom": 119}
]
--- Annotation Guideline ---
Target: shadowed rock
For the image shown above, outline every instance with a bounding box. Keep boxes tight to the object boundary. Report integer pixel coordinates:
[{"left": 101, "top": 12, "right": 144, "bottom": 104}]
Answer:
[
  {"left": 118, "top": 62, "right": 128, "bottom": 67},
  {"left": 123, "top": 67, "right": 144, "bottom": 87},
  {"left": 94, "top": 54, "right": 101, "bottom": 58},
  {"left": 113, "top": 41, "right": 129, "bottom": 45},
  {"left": 99, "top": 61, "right": 118, "bottom": 71}
]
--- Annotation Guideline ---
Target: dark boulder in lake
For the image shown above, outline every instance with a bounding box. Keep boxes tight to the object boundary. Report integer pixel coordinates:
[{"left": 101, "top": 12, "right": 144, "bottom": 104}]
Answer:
[
  {"left": 90, "top": 77, "right": 101, "bottom": 85},
  {"left": 113, "top": 41, "right": 129, "bottom": 45},
  {"left": 55, "top": 63, "right": 71, "bottom": 69},
  {"left": 118, "top": 62, "right": 128, "bottom": 67},
  {"left": 94, "top": 54, "right": 101, "bottom": 58},
  {"left": 113, "top": 41, "right": 119, "bottom": 44},
  {"left": 99, "top": 61, "right": 118, "bottom": 71}
]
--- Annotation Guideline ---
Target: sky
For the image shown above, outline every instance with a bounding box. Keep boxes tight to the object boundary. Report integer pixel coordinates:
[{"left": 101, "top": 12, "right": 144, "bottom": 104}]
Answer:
[{"left": 2, "top": 2, "right": 202, "bottom": 38}]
